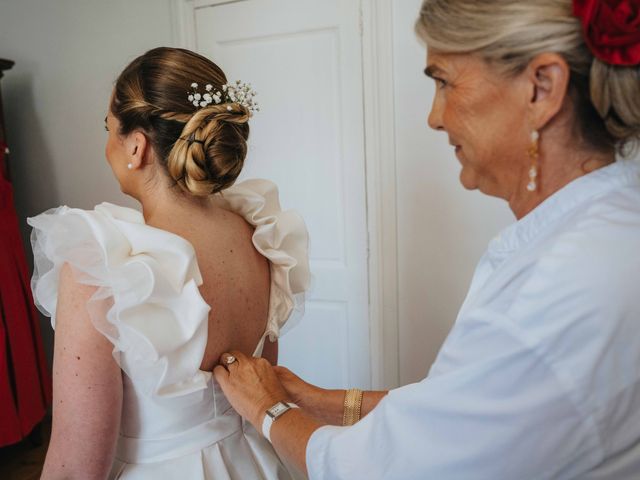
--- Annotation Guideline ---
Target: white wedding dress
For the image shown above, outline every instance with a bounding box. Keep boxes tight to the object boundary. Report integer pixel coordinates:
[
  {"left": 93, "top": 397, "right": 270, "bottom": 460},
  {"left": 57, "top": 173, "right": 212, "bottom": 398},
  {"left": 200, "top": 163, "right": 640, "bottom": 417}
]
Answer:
[{"left": 28, "top": 179, "right": 310, "bottom": 479}]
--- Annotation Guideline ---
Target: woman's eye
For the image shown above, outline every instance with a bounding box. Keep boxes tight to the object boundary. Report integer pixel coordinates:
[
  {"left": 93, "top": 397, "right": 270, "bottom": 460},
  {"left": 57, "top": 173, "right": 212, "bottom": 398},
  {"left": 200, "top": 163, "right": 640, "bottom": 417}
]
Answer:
[
  {"left": 433, "top": 77, "right": 447, "bottom": 89},
  {"left": 104, "top": 125, "right": 109, "bottom": 132}
]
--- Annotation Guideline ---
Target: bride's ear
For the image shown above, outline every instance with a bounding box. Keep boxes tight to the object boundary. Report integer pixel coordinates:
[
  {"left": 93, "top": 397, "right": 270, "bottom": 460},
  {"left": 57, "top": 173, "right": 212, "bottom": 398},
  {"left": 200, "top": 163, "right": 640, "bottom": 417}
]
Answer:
[{"left": 125, "top": 131, "right": 149, "bottom": 170}]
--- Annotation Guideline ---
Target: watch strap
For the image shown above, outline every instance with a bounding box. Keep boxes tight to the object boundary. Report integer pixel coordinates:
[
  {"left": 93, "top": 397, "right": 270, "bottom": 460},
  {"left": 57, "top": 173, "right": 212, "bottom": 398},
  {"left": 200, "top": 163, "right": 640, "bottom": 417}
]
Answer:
[{"left": 261, "top": 402, "right": 299, "bottom": 442}]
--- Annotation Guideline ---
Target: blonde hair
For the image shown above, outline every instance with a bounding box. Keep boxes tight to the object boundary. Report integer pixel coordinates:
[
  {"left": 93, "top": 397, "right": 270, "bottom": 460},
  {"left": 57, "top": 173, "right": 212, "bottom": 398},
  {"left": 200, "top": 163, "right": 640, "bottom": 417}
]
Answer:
[
  {"left": 111, "top": 47, "right": 250, "bottom": 196},
  {"left": 416, "top": 0, "right": 640, "bottom": 155}
]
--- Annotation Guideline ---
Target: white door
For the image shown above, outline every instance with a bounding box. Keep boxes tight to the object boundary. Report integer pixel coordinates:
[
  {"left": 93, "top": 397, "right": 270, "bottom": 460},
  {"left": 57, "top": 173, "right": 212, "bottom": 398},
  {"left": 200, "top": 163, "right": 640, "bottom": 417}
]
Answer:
[{"left": 190, "top": 0, "right": 371, "bottom": 389}]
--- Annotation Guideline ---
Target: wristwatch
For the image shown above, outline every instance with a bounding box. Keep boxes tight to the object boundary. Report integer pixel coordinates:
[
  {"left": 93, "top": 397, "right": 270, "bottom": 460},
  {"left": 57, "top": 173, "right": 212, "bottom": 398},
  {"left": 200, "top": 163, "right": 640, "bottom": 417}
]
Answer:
[{"left": 261, "top": 401, "right": 299, "bottom": 442}]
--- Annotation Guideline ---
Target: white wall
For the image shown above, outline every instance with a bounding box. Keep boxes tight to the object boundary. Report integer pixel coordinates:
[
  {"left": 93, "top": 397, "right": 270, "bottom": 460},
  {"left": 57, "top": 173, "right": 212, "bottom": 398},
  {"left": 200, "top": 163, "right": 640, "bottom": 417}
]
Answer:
[
  {"left": 0, "top": 0, "right": 175, "bottom": 363},
  {"left": 1, "top": 0, "right": 601, "bottom": 390},
  {"left": 0, "top": 0, "right": 515, "bottom": 387},
  {"left": 392, "top": 0, "right": 514, "bottom": 385}
]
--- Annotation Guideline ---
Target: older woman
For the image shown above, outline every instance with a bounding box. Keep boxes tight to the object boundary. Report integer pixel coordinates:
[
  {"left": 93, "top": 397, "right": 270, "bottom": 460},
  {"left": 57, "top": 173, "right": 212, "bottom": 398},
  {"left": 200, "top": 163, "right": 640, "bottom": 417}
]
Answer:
[{"left": 214, "top": 0, "right": 640, "bottom": 478}]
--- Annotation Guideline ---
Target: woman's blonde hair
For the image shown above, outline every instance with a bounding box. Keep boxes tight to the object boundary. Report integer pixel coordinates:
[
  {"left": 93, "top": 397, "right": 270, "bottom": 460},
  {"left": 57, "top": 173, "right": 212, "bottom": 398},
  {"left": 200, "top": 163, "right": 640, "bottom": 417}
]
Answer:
[
  {"left": 416, "top": 0, "right": 640, "bottom": 155},
  {"left": 111, "top": 47, "right": 250, "bottom": 196}
]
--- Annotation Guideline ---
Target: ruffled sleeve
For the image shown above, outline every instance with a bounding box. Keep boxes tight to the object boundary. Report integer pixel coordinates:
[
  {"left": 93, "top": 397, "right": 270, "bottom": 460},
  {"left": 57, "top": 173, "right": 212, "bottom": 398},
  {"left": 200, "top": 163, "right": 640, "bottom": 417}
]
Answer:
[
  {"left": 28, "top": 203, "right": 211, "bottom": 398},
  {"left": 215, "top": 179, "right": 310, "bottom": 341},
  {"left": 27, "top": 180, "right": 310, "bottom": 398}
]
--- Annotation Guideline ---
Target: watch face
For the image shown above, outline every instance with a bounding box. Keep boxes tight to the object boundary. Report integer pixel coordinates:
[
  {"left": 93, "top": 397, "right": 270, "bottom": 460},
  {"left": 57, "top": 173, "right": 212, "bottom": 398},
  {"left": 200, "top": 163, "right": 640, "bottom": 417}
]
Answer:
[{"left": 267, "top": 401, "right": 290, "bottom": 419}]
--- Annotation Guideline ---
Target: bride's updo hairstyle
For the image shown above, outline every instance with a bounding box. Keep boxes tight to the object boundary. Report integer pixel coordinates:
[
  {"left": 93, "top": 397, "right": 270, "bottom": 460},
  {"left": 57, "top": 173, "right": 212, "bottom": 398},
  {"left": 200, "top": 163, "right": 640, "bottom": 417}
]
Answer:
[
  {"left": 111, "top": 47, "right": 250, "bottom": 195},
  {"left": 416, "top": 0, "right": 640, "bottom": 156}
]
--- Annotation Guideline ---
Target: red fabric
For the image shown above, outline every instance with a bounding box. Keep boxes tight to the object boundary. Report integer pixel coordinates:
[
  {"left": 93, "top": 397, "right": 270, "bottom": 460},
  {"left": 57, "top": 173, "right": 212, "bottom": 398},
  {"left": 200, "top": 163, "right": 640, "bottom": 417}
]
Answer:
[
  {"left": 573, "top": 0, "right": 640, "bottom": 66},
  {"left": 0, "top": 143, "right": 8, "bottom": 181},
  {"left": 0, "top": 141, "right": 51, "bottom": 446}
]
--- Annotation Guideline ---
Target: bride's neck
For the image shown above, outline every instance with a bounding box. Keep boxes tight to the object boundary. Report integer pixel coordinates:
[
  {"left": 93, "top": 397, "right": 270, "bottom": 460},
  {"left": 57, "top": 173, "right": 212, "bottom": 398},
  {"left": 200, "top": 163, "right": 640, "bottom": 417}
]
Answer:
[{"left": 136, "top": 182, "right": 215, "bottom": 229}]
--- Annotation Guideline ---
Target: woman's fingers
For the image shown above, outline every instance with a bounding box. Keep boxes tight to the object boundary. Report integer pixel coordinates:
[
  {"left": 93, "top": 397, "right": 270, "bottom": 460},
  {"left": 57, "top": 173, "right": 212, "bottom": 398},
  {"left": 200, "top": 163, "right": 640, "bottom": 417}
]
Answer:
[
  {"left": 274, "top": 366, "right": 305, "bottom": 393},
  {"left": 214, "top": 350, "right": 289, "bottom": 428},
  {"left": 213, "top": 365, "right": 229, "bottom": 384},
  {"left": 219, "top": 351, "right": 236, "bottom": 366},
  {"left": 273, "top": 365, "right": 291, "bottom": 376},
  {"left": 273, "top": 366, "right": 326, "bottom": 413}
]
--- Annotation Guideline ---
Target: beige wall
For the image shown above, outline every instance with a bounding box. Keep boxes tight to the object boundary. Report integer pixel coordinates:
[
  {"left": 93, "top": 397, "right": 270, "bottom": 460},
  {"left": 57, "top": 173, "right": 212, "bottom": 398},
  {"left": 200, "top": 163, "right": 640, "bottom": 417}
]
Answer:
[{"left": 0, "top": 0, "right": 175, "bottom": 363}]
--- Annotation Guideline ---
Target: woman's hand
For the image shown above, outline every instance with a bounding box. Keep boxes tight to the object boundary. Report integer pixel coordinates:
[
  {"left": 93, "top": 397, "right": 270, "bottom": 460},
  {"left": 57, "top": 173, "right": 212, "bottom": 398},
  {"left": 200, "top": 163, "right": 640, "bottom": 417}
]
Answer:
[
  {"left": 214, "top": 351, "right": 291, "bottom": 429},
  {"left": 273, "top": 366, "right": 321, "bottom": 407},
  {"left": 215, "top": 353, "right": 325, "bottom": 475},
  {"left": 275, "top": 366, "right": 346, "bottom": 425},
  {"left": 275, "top": 366, "right": 390, "bottom": 425}
]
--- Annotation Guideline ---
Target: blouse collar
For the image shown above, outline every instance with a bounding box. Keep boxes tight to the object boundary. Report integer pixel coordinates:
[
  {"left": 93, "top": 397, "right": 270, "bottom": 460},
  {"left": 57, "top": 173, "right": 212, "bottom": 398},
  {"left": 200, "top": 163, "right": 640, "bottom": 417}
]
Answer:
[{"left": 487, "top": 159, "right": 640, "bottom": 261}]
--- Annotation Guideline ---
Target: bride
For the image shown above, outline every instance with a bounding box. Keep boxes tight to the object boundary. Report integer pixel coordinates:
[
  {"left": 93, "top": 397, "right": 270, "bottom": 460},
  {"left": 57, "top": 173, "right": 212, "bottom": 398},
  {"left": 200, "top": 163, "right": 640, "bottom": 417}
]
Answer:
[{"left": 29, "top": 47, "right": 310, "bottom": 479}]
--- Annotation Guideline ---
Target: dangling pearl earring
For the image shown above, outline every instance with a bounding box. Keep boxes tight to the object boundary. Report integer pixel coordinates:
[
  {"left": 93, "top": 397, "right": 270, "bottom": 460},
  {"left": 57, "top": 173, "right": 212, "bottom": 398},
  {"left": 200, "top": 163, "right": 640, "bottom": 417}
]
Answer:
[
  {"left": 127, "top": 163, "right": 133, "bottom": 170},
  {"left": 526, "top": 130, "right": 539, "bottom": 192}
]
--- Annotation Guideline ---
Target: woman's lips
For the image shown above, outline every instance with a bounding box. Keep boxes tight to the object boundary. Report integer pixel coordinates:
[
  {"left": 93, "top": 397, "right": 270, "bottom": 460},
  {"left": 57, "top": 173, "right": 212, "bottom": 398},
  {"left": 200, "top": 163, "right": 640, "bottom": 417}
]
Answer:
[{"left": 454, "top": 146, "right": 465, "bottom": 163}]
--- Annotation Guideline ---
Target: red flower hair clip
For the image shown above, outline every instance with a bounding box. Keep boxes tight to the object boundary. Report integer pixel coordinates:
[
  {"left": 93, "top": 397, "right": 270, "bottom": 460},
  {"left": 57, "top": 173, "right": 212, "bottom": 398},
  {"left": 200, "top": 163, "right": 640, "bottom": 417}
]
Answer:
[{"left": 573, "top": 0, "right": 640, "bottom": 66}]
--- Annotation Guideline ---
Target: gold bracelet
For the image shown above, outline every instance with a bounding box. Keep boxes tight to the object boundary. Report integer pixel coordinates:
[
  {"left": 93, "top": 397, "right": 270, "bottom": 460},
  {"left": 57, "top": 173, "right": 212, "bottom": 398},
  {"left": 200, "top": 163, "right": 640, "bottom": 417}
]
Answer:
[{"left": 342, "top": 388, "right": 364, "bottom": 426}]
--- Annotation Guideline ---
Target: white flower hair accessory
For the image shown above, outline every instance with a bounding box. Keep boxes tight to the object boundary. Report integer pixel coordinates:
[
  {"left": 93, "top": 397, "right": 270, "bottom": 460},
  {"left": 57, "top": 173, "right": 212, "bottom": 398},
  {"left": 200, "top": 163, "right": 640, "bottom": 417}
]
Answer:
[{"left": 187, "top": 81, "right": 259, "bottom": 115}]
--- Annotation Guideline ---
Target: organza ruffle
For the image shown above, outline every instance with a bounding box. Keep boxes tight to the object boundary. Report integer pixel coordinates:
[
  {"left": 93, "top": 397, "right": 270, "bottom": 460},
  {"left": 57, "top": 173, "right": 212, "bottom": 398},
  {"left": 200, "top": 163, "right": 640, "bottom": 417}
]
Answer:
[{"left": 28, "top": 179, "right": 310, "bottom": 398}]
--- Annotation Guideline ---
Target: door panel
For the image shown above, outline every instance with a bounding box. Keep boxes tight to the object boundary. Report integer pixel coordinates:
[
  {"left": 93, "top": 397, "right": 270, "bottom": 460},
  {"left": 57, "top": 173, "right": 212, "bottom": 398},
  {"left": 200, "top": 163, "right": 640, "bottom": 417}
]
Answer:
[{"left": 194, "top": 0, "right": 370, "bottom": 388}]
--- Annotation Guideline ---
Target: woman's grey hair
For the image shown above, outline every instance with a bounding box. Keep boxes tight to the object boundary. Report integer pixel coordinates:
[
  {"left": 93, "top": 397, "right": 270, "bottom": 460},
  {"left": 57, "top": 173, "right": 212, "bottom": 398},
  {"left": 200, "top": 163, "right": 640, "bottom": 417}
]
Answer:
[{"left": 416, "top": 0, "right": 640, "bottom": 156}]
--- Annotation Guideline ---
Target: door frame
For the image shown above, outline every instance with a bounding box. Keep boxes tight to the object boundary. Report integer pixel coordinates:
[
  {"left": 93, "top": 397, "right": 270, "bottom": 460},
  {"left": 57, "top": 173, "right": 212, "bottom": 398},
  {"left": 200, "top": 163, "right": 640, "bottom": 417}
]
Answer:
[{"left": 170, "top": 0, "right": 401, "bottom": 390}]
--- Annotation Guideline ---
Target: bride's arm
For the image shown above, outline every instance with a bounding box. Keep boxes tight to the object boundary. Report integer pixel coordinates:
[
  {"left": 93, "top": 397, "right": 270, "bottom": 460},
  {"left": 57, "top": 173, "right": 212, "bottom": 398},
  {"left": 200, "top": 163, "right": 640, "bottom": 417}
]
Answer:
[{"left": 41, "top": 263, "right": 122, "bottom": 480}]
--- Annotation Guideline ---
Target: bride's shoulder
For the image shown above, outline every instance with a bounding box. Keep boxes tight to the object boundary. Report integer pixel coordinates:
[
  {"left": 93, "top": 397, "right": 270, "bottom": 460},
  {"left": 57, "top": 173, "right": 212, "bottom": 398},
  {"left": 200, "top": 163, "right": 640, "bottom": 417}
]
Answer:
[
  {"left": 28, "top": 201, "right": 143, "bottom": 230},
  {"left": 28, "top": 202, "right": 154, "bottom": 279},
  {"left": 29, "top": 201, "right": 210, "bottom": 398},
  {"left": 28, "top": 200, "right": 202, "bottom": 299},
  {"left": 216, "top": 179, "right": 312, "bottom": 338},
  {"left": 28, "top": 201, "right": 197, "bottom": 259}
]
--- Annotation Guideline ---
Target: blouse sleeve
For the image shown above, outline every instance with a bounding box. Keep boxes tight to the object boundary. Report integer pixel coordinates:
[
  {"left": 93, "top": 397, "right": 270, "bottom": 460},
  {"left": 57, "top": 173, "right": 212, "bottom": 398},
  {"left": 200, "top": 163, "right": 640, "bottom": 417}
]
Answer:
[{"left": 306, "top": 312, "right": 601, "bottom": 479}]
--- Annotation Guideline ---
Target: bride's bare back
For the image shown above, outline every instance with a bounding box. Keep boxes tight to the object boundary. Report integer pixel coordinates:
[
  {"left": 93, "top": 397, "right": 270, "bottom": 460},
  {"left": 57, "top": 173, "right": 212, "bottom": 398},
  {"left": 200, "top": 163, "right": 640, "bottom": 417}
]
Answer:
[
  {"left": 38, "top": 48, "right": 304, "bottom": 480},
  {"left": 150, "top": 204, "right": 271, "bottom": 371}
]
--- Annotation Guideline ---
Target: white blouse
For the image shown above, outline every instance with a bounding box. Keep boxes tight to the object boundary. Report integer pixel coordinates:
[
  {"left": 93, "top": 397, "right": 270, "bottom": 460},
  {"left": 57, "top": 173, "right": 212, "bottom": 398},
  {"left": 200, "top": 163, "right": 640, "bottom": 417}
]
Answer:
[{"left": 307, "top": 160, "right": 640, "bottom": 479}]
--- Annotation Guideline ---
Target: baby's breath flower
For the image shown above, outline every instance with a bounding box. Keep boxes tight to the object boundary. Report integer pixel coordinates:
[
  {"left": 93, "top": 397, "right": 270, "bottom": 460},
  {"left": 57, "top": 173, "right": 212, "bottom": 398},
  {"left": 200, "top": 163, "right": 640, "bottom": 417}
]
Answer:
[{"left": 187, "top": 80, "right": 259, "bottom": 115}]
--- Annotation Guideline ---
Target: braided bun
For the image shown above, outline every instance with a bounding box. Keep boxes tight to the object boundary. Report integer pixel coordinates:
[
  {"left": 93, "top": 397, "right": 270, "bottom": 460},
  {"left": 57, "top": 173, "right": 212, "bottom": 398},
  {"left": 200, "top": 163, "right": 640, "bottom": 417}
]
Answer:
[
  {"left": 589, "top": 59, "right": 640, "bottom": 152},
  {"left": 165, "top": 104, "right": 250, "bottom": 195},
  {"left": 110, "top": 47, "right": 250, "bottom": 196}
]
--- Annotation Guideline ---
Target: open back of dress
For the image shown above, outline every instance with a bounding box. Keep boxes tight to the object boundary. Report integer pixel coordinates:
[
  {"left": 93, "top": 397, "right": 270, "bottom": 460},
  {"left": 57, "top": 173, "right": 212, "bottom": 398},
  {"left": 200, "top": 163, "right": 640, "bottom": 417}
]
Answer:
[{"left": 29, "top": 179, "right": 310, "bottom": 479}]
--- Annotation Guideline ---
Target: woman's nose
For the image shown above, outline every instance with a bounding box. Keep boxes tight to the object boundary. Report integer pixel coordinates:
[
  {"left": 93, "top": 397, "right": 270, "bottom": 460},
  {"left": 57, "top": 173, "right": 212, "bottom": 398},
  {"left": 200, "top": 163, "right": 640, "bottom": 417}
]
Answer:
[{"left": 427, "top": 96, "right": 444, "bottom": 131}]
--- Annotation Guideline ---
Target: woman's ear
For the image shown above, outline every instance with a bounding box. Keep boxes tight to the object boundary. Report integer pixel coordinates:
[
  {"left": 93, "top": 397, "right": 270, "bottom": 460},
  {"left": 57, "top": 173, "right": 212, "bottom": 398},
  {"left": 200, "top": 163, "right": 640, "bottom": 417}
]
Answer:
[
  {"left": 526, "top": 52, "right": 571, "bottom": 130},
  {"left": 124, "top": 131, "right": 149, "bottom": 170}
]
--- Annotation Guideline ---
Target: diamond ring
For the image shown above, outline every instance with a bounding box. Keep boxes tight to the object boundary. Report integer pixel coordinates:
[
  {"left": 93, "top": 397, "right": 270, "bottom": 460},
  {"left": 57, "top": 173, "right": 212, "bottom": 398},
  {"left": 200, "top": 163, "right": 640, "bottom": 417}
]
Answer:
[{"left": 225, "top": 355, "right": 237, "bottom": 365}]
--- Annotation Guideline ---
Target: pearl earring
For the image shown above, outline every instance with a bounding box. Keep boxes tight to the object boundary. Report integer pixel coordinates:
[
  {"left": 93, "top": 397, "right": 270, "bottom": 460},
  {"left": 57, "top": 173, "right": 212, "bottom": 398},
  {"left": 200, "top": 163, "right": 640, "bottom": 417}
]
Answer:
[
  {"left": 127, "top": 163, "right": 133, "bottom": 170},
  {"left": 526, "top": 130, "right": 539, "bottom": 192}
]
